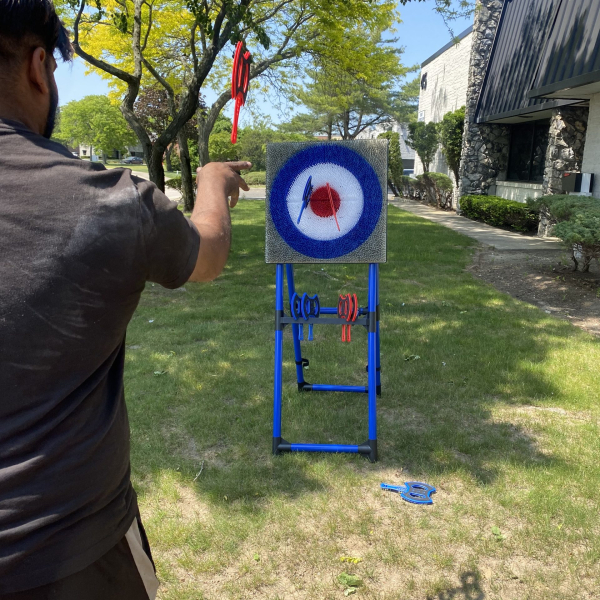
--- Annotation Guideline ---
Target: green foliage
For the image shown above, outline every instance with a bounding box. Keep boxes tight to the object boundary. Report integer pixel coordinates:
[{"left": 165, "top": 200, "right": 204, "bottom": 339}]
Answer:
[
  {"left": 243, "top": 171, "right": 266, "bottom": 186},
  {"left": 55, "top": 95, "right": 136, "bottom": 158},
  {"left": 378, "top": 131, "right": 402, "bottom": 195},
  {"left": 438, "top": 106, "right": 465, "bottom": 184},
  {"left": 416, "top": 172, "right": 454, "bottom": 209},
  {"left": 165, "top": 175, "right": 196, "bottom": 193},
  {"left": 291, "top": 26, "right": 411, "bottom": 140},
  {"left": 418, "top": 172, "right": 453, "bottom": 192},
  {"left": 407, "top": 121, "right": 439, "bottom": 173},
  {"left": 530, "top": 194, "right": 600, "bottom": 271},
  {"left": 460, "top": 195, "right": 539, "bottom": 232},
  {"left": 528, "top": 194, "right": 600, "bottom": 221},
  {"left": 236, "top": 121, "right": 310, "bottom": 171}
]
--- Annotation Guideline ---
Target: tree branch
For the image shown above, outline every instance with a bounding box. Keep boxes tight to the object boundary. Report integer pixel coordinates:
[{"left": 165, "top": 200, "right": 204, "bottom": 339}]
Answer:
[{"left": 72, "top": 0, "right": 137, "bottom": 85}]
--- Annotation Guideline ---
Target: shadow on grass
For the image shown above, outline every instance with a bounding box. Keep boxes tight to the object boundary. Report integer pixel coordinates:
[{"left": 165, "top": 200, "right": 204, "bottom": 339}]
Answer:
[
  {"left": 426, "top": 571, "right": 484, "bottom": 600},
  {"left": 125, "top": 203, "right": 589, "bottom": 508}
]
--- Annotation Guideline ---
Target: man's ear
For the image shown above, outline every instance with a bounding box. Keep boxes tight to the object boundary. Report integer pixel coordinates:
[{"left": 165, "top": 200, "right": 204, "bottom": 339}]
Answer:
[{"left": 28, "top": 47, "right": 50, "bottom": 95}]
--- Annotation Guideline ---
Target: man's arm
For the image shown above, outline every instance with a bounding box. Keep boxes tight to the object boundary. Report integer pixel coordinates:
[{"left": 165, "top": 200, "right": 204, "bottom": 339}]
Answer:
[{"left": 187, "top": 161, "right": 251, "bottom": 282}]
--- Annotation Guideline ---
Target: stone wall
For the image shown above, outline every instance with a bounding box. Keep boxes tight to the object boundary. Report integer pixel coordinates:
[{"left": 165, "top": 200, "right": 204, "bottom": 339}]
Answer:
[
  {"left": 543, "top": 106, "right": 589, "bottom": 195},
  {"left": 457, "top": 0, "right": 507, "bottom": 205}
]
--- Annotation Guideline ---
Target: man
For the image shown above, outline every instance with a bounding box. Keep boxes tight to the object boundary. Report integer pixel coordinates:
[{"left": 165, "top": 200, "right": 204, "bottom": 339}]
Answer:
[{"left": 0, "top": 1, "right": 250, "bottom": 597}]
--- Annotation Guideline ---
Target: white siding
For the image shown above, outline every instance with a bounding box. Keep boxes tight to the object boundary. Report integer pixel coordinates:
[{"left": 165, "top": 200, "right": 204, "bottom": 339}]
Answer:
[
  {"left": 414, "top": 32, "right": 472, "bottom": 179},
  {"left": 581, "top": 93, "right": 600, "bottom": 198},
  {"left": 494, "top": 181, "right": 544, "bottom": 203}
]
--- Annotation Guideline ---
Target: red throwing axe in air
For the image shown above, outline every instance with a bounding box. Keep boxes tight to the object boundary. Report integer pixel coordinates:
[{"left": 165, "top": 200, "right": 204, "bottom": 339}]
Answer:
[{"left": 231, "top": 41, "right": 251, "bottom": 144}]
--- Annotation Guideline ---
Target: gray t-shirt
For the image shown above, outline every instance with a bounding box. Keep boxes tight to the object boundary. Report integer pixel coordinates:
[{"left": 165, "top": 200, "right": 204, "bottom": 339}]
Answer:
[{"left": 0, "top": 119, "right": 200, "bottom": 593}]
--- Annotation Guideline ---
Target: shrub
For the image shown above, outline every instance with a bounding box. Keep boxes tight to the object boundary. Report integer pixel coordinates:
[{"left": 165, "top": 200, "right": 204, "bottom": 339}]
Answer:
[
  {"left": 416, "top": 172, "right": 454, "bottom": 209},
  {"left": 378, "top": 131, "right": 403, "bottom": 196},
  {"left": 529, "top": 194, "right": 600, "bottom": 271},
  {"left": 438, "top": 106, "right": 465, "bottom": 186},
  {"left": 165, "top": 175, "right": 196, "bottom": 193},
  {"left": 553, "top": 212, "right": 600, "bottom": 272},
  {"left": 460, "top": 195, "right": 539, "bottom": 232},
  {"left": 243, "top": 171, "right": 266, "bottom": 186},
  {"left": 406, "top": 121, "right": 439, "bottom": 173}
]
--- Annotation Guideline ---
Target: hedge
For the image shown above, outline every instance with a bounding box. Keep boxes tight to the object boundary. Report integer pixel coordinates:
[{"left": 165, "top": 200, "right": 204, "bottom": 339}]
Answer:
[
  {"left": 460, "top": 195, "right": 539, "bottom": 232},
  {"left": 165, "top": 176, "right": 195, "bottom": 192},
  {"left": 243, "top": 171, "right": 266, "bottom": 186}
]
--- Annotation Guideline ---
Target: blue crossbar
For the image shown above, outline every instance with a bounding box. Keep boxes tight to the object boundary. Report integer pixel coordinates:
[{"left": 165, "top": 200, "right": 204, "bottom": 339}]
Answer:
[
  {"left": 310, "top": 384, "right": 367, "bottom": 393},
  {"left": 290, "top": 443, "right": 358, "bottom": 453}
]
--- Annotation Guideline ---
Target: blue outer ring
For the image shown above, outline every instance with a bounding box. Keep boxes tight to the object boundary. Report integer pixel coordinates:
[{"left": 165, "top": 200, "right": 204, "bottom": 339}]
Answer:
[{"left": 270, "top": 145, "right": 382, "bottom": 259}]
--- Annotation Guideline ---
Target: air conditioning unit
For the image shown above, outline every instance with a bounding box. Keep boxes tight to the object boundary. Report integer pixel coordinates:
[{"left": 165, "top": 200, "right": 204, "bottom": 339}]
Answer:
[{"left": 562, "top": 172, "right": 594, "bottom": 195}]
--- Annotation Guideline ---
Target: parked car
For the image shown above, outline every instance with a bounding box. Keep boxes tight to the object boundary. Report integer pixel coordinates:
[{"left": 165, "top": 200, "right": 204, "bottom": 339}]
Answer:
[
  {"left": 122, "top": 156, "right": 144, "bottom": 165},
  {"left": 71, "top": 152, "right": 78, "bottom": 157}
]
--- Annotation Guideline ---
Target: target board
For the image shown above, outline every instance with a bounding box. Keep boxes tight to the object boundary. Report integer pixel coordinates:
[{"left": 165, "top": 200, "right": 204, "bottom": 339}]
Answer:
[{"left": 265, "top": 140, "right": 388, "bottom": 263}]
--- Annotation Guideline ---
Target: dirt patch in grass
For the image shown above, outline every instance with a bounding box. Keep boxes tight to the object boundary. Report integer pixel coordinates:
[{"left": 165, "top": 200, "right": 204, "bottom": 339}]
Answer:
[{"left": 468, "top": 248, "right": 600, "bottom": 336}]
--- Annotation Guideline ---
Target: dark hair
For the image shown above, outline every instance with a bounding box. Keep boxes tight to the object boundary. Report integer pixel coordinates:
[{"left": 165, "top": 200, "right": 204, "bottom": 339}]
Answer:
[{"left": 0, "top": 0, "right": 72, "bottom": 66}]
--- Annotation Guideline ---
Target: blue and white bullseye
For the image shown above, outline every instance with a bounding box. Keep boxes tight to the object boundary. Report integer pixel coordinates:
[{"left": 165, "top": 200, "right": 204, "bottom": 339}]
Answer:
[{"left": 286, "top": 163, "right": 364, "bottom": 240}]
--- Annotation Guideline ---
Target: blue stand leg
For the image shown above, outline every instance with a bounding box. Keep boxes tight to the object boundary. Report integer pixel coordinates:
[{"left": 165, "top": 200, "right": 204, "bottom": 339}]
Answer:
[
  {"left": 376, "top": 264, "right": 381, "bottom": 394},
  {"left": 286, "top": 264, "right": 306, "bottom": 388},
  {"left": 366, "top": 263, "right": 378, "bottom": 462},
  {"left": 273, "top": 264, "right": 285, "bottom": 455}
]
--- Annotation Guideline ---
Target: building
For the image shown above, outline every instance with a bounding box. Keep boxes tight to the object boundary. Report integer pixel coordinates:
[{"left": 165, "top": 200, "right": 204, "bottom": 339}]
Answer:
[
  {"left": 458, "top": 0, "right": 599, "bottom": 204},
  {"left": 414, "top": 26, "right": 473, "bottom": 178},
  {"left": 356, "top": 122, "right": 416, "bottom": 172},
  {"left": 414, "top": 0, "right": 600, "bottom": 208}
]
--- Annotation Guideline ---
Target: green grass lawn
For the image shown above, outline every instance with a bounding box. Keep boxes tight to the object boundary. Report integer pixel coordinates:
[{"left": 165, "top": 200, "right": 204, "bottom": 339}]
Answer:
[
  {"left": 103, "top": 162, "right": 180, "bottom": 179},
  {"left": 125, "top": 202, "right": 600, "bottom": 600}
]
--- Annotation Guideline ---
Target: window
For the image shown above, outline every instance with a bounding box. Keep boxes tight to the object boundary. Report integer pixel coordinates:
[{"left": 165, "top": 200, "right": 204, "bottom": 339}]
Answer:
[{"left": 506, "top": 119, "right": 550, "bottom": 182}]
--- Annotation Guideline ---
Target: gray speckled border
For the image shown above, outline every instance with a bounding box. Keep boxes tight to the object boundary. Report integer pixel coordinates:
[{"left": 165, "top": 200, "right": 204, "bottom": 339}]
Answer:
[{"left": 265, "top": 140, "right": 388, "bottom": 264}]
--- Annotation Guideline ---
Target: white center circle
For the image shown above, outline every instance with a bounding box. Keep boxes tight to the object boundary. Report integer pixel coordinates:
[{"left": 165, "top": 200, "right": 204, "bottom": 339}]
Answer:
[{"left": 286, "top": 163, "right": 364, "bottom": 241}]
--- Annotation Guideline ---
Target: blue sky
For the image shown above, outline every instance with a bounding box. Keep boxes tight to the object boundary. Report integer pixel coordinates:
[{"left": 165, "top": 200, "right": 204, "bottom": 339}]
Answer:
[{"left": 55, "top": 2, "right": 473, "bottom": 122}]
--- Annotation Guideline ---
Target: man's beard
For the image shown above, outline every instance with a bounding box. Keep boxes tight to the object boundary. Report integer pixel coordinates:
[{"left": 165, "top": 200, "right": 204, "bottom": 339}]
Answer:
[{"left": 43, "top": 80, "right": 59, "bottom": 140}]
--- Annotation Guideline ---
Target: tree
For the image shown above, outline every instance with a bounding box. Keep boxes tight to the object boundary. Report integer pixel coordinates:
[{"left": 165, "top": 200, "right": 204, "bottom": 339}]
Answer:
[
  {"left": 56, "top": 95, "right": 136, "bottom": 161},
  {"left": 407, "top": 121, "right": 439, "bottom": 173},
  {"left": 395, "top": 76, "right": 420, "bottom": 123},
  {"left": 438, "top": 106, "right": 465, "bottom": 185},
  {"left": 288, "top": 27, "right": 409, "bottom": 140},
  {"left": 235, "top": 121, "right": 309, "bottom": 170},
  {"left": 378, "top": 131, "right": 403, "bottom": 196},
  {"left": 58, "top": 0, "right": 400, "bottom": 206},
  {"left": 208, "top": 115, "right": 237, "bottom": 162},
  {"left": 134, "top": 85, "right": 201, "bottom": 207}
]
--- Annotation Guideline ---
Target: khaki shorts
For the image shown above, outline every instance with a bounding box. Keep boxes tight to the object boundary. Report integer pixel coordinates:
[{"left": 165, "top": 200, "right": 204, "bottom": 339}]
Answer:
[{"left": 1, "top": 515, "right": 159, "bottom": 600}]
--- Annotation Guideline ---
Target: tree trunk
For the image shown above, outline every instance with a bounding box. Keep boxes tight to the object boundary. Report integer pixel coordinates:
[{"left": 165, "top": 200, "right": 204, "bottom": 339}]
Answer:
[
  {"left": 165, "top": 144, "right": 173, "bottom": 172},
  {"left": 327, "top": 119, "right": 333, "bottom": 141},
  {"left": 147, "top": 144, "right": 166, "bottom": 192},
  {"left": 197, "top": 114, "right": 211, "bottom": 167},
  {"left": 178, "top": 132, "right": 194, "bottom": 212}
]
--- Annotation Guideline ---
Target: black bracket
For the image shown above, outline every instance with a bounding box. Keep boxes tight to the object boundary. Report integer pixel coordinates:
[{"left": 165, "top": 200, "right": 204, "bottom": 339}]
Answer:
[
  {"left": 358, "top": 439, "right": 378, "bottom": 463},
  {"left": 296, "top": 358, "right": 310, "bottom": 369},
  {"left": 272, "top": 437, "right": 291, "bottom": 455},
  {"left": 298, "top": 381, "right": 313, "bottom": 392}
]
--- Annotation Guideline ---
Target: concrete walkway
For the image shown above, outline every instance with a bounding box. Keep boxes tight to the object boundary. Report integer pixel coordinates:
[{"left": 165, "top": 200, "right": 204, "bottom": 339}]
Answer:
[
  {"left": 390, "top": 198, "right": 563, "bottom": 251},
  {"left": 240, "top": 187, "right": 266, "bottom": 200}
]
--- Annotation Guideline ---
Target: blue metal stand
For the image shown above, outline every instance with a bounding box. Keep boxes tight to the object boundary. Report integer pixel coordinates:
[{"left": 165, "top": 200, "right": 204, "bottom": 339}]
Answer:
[{"left": 272, "top": 263, "right": 380, "bottom": 462}]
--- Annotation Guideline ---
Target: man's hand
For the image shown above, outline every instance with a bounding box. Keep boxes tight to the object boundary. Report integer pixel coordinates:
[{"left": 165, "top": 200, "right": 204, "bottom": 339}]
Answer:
[{"left": 187, "top": 161, "right": 251, "bottom": 282}]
